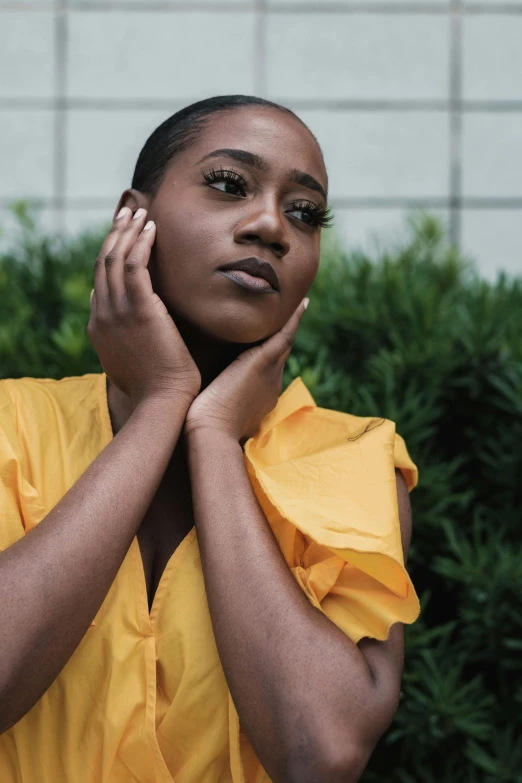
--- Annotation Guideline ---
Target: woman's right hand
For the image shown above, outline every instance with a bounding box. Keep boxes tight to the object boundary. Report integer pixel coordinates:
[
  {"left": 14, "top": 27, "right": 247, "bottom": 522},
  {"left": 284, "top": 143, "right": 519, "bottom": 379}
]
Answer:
[{"left": 87, "top": 207, "right": 201, "bottom": 408}]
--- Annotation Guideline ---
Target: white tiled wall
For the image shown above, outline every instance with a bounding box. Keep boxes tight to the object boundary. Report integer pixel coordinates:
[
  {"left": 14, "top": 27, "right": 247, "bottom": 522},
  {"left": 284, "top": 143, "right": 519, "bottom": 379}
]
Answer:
[
  {"left": 298, "top": 110, "right": 450, "bottom": 199},
  {"left": 67, "top": 12, "right": 257, "bottom": 100},
  {"left": 462, "top": 16, "right": 522, "bottom": 101},
  {"left": 0, "top": 110, "right": 55, "bottom": 199},
  {"left": 65, "top": 110, "right": 170, "bottom": 199},
  {"left": 461, "top": 209, "right": 522, "bottom": 280},
  {"left": 0, "top": 1, "right": 521, "bottom": 280},
  {"left": 462, "top": 114, "right": 522, "bottom": 199},
  {"left": 0, "top": 13, "right": 55, "bottom": 99},
  {"left": 266, "top": 14, "right": 450, "bottom": 101}
]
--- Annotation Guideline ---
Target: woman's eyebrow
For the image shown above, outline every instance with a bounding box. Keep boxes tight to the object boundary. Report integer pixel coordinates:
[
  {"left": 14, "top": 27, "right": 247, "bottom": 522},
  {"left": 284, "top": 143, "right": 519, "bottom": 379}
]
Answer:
[
  {"left": 287, "top": 168, "right": 327, "bottom": 202},
  {"left": 197, "top": 148, "right": 268, "bottom": 172},
  {"left": 196, "top": 148, "right": 327, "bottom": 202}
]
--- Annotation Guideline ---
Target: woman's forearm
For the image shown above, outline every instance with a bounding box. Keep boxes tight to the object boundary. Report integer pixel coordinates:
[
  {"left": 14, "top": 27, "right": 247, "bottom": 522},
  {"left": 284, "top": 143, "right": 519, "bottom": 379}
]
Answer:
[
  {"left": 0, "top": 392, "right": 190, "bottom": 734},
  {"left": 187, "top": 428, "right": 374, "bottom": 783}
]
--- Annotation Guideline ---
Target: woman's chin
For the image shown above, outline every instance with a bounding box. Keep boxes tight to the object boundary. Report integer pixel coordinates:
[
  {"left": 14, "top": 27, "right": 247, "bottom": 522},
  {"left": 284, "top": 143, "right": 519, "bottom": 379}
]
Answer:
[
  {"left": 167, "top": 296, "right": 282, "bottom": 345},
  {"left": 186, "top": 305, "right": 278, "bottom": 345}
]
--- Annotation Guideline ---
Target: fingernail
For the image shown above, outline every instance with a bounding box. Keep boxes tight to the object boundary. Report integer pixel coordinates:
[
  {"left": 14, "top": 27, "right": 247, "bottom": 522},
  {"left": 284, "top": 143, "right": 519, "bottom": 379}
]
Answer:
[
  {"left": 90, "top": 289, "right": 94, "bottom": 302},
  {"left": 133, "top": 208, "right": 146, "bottom": 220},
  {"left": 116, "top": 207, "right": 130, "bottom": 220},
  {"left": 143, "top": 220, "right": 155, "bottom": 231},
  {"left": 303, "top": 297, "right": 310, "bottom": 310}
]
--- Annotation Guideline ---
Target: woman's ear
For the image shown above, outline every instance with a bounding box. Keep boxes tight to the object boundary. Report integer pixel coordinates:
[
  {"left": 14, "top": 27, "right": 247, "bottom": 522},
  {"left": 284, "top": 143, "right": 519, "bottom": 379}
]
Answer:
[{"left": 113, "top": 188, "right": 150, "bottom": 221}]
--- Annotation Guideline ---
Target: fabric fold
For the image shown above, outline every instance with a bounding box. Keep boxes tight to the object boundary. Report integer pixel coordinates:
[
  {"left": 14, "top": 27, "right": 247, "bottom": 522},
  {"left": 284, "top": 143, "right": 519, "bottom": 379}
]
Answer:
[
  {"left": 243, "top": 376, "right": 421, "bottom": 643},
  {"left": 0, "top": 383, "right": 47, "bottom": 538}
]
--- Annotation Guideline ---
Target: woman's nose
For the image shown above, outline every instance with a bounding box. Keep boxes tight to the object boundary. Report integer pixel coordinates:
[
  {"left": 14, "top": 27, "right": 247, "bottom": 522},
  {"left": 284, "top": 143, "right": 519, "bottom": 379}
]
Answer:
[{"left": 233, "top": 200, "right": 290, "bottom": 258}]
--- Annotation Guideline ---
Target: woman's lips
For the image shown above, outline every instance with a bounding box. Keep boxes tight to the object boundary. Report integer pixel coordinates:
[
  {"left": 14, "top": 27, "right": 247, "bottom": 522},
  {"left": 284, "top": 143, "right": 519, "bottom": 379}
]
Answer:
[{"left": 219, "top": 269, "right": 278, "bottom": 293}]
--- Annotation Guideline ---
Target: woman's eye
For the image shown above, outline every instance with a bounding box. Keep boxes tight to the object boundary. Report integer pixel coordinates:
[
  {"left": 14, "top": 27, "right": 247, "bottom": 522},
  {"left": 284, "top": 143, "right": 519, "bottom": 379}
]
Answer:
[
  {"left": 211, "top": 180, "right": 243, "bottom": 195},
  {"left": 288, "top": 206, "right": 315, "bottom": 225},
  {"left": 203, "top": 169, "right": 247, "bottom": 196},
  {"left": 287, "top": 201, "right": 332, "bottom": 228}
]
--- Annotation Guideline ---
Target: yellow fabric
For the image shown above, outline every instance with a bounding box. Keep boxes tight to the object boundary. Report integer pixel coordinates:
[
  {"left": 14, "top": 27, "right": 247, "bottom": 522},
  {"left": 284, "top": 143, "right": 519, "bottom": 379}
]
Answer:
[{"left": 0, "top": 372, "right": 420, "bottom": 783}]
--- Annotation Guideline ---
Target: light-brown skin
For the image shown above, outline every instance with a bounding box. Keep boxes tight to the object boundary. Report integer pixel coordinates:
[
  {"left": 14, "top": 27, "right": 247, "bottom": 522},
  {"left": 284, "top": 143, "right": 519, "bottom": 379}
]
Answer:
[{"left": 0, "top": 106, "right": 412, "bottom": 782}]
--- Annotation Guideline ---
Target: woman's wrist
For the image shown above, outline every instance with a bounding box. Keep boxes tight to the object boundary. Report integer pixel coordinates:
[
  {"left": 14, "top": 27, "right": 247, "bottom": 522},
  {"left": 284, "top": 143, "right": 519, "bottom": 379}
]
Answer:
[
  {"left": 185, "top": 424, "right": 243, "bottom": 459},
  {"left": 132, "top": 386, "right": 196, "bottom": 415}
]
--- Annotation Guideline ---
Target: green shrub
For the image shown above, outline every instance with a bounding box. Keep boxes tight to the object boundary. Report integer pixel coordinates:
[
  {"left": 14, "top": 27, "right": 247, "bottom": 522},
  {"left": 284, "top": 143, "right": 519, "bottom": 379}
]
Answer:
[
  {"left": 1, "top": 204, "right": 521, "bottom": 782},
  {"left": 0, "top": 202, "right": 107, "bottom": 379}
]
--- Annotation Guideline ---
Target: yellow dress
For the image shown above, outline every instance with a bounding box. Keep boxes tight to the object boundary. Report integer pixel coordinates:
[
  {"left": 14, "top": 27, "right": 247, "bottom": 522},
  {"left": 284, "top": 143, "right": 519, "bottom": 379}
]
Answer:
[{"left": 0, "top": 372, "right": 420, "bottom": 783}]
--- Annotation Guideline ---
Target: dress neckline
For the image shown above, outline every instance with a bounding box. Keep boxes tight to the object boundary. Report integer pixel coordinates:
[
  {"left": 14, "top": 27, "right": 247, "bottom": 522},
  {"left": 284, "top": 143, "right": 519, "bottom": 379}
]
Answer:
[{"left": 97, "top": 372, "right": 196, "bottom": 624}]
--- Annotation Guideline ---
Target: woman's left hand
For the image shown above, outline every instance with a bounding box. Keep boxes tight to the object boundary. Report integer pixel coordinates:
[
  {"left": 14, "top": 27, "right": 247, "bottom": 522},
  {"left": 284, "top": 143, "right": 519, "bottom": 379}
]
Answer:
[{"left": 184, "top": 298, "right": 309, "bottom": 445}]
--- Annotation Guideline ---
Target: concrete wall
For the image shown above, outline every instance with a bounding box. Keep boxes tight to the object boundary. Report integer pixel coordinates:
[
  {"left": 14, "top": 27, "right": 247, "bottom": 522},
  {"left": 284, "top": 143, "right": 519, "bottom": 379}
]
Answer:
[{"left": 1, "top": 0, "right": 521, "bottom": 279}]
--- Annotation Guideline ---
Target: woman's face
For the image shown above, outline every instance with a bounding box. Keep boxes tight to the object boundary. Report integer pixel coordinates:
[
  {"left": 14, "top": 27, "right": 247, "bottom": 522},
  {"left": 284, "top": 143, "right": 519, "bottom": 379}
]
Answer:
[{"left": 136, "top": 106, "right": 328, "bottom": 344}]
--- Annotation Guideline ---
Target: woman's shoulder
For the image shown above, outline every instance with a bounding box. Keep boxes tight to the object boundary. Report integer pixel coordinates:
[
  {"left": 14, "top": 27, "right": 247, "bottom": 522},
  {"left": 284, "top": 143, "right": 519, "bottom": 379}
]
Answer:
[
  {"left": 0, "top": 373, "right": 110, "bottom": 532},
  {"left": 0, "top": 372, "right": 106, "bottom": 426},
  {"left": 247, "top": 376, "right": 418, "bottom": 490},
  {"left": 0, "top": 372, "right": 109, "bottom": 473},
  {"left": 1, "top": 371, "right": 104, "bottom": 402}
]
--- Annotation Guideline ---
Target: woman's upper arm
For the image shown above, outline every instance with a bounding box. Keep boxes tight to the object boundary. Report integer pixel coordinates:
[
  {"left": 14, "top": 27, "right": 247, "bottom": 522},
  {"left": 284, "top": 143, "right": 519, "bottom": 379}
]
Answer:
[{"left": 353, "top": 470, "right": 413, "bottom": 752}]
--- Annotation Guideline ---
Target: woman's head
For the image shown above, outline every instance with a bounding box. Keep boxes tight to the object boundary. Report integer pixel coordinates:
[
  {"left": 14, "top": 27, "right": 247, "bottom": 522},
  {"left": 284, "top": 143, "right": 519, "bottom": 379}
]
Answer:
[{"left": 117, "top": 95, "right": 331, "bottom": 344}]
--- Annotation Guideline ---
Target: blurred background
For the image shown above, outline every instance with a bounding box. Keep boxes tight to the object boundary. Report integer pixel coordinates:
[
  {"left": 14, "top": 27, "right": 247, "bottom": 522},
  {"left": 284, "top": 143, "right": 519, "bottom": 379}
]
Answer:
[
  {"left": 1, "top": 2, "right": 522, "bottom": 783},
  {"left": 1, "top": 0, "right": 521, "bottom": 279}
]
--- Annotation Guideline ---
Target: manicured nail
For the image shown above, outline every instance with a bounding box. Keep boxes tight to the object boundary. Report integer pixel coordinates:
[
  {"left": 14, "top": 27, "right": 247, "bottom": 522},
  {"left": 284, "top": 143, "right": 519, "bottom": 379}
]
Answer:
[
  {"left": 133, "top": 208, "right": 146, "bottom": 220},
  {"left": 303, "top": 297, "right": 310, "bottom": 310},
  {"left": 143, "top": 220, "right": 155, "bottom": 231},
  {"left": 116, "top": 207, "right": 130, "bottom": 220}
]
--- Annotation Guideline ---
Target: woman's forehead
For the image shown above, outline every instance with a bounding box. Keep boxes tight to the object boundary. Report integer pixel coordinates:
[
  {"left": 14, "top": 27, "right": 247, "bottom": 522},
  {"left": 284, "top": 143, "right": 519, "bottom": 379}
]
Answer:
[{"left": 186, "top": 107, "right": 327, "bottom": 188}]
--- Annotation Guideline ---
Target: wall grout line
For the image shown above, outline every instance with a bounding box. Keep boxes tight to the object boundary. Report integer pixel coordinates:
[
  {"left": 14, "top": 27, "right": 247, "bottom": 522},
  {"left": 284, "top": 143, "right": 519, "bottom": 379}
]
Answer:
[
  {"left": 5, "top": 197, "right": 522, "bottom": 210},
  {"left": 458, "top": 2, "right": 522, "bottom": 11},
  {"left": 53, "top": 1, "right": 68, "bottom": 233},
  {"left": 270, "top": 3, "right": 449, "bottom": 12},
  {"left": 4, "top": 99, "right": 522, "bottom": 112},
  {"left": 35, "top": 2, "right": 256, "bottom": 11},
  {"left": 253, "top": 0, "right": 267, "bottom": 96},
  {"left": 264, "top": 2, "right": 522, "bottom": 12},
  {"left": 51, "top": 3, "right": 61, "bottom": 234},
  {"left": 0, "top": 3, "right": 56, "bottom": 8},
  {"left": 50, "top": 5, "right": 58, "bottom": 234},
  {"left": 3, "top": 2, "right": 522, "bottom": 11},
  {"left": 448, "top": 0, "right": 463, "bottom": 247}
]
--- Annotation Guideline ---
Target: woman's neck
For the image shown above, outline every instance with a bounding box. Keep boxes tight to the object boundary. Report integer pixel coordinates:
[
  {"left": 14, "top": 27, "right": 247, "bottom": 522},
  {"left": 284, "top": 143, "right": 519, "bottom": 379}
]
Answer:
[
  {"left": 105, "top": 317, "right": 249, "bottom": 442},
  {"left": 175, "top": 315, "right": 246, "bottom": 392}
]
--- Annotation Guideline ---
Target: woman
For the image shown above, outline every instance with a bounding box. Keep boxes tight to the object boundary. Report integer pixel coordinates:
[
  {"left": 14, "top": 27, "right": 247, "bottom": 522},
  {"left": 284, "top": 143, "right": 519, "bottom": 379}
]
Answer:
[{"left": 0, "top": 95, "right": 420, "bottom": 782}]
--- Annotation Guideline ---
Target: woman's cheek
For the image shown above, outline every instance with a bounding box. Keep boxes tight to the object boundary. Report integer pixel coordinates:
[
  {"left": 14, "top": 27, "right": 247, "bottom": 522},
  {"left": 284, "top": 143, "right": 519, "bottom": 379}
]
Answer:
[{"left": 289, "top": 253, "right": 318, "bottom": 298}]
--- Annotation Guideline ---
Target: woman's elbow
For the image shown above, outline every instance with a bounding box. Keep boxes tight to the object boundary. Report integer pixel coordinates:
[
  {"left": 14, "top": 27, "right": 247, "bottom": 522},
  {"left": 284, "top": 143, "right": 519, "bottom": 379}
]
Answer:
[
  {"left": 285, "top": 741, "right": 365, "bottom": 783},
  {"left": 322, "top": 744, "right": 368, "bottom": 783}
]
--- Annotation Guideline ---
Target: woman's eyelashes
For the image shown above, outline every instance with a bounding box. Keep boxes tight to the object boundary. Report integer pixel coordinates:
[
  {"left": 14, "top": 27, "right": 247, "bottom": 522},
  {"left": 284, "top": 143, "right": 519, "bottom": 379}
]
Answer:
[
  {"left": 201, "top": 168, "right": 333, "bottom": 229},
  {"left": 203, "top": 167, "right": 247, "bottom": 196},
  {"left": 289, "top": 201, "right": 333, "bottom": 229}
]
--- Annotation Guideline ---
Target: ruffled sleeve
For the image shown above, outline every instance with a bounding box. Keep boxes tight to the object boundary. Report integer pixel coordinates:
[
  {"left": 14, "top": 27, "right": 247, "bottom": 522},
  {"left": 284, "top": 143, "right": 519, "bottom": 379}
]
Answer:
[
  {"left": 228, "top": 377, "right": 422, "bottom": 782},
  {"left": 243, "top": 376, "right": 420, "bottom": 645},
  {"left": 0, "top": 381, "right": 47, "bottom": 550}
]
